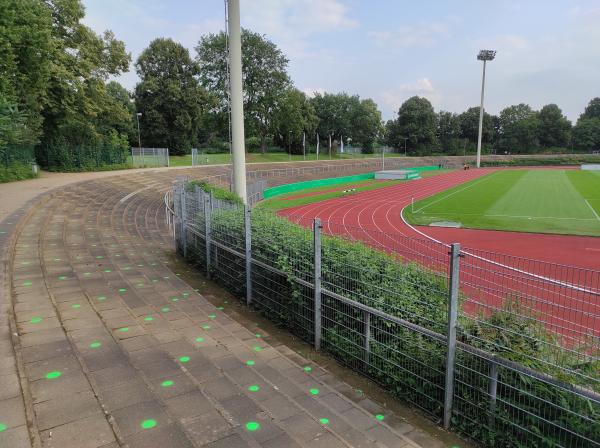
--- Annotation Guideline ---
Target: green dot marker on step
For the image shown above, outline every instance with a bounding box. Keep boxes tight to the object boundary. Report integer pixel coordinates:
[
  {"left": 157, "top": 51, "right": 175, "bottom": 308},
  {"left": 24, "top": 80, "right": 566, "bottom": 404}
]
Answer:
[
  {"left": 161, "top": 380, "right": 173, "bottom": 387},
  {"left": 90, "top": 341, "right": 101, "bottom": 349},
  {"left": 97, "top": 296, "right": 106, "bottom": 301},
  {"left": 319, "top": 418, "right": 330, "bottom": 425},
  {"left": 46, "top": 371, "right": 62, "bottom": 379},
  {"left": 255, "top": 334, "right": 261, "bottom": 338},
  {"left": 141, "top": 419, "right": 157, "bottom": 429},
  {"left": 182, "top": 292, "right": 189, "bottom": 297},
  {"left": 58, "top": 276, "right": 67, "bottom": 280},
  {"left": 161, "top": 307, "right": 170, "bottom": 313},
  {"left": 144, "top": 316, "right": 154, "bottom": 322},
  {"left": 84, "top": 272, "right": 91, "bottom": 276},
  {"left": 30, "top": 317, "right": 42, "bottom": 324},
  {"left": 195, "top": 337, "right": 204, "bottom": 342},
  {"left": 22, "top": 281, "right": 32, "bottom": 286},
  {"left": 118, "top": 327, "right": 129, "bottom": 332},
  {"left": 303, "top": 366, "right": 312, "bottom": 372},
  {"left": 202, "top": 325, "right": 210, "bottom": 330},
  {"left": 247, "top": 385, "right": 260, "bottom": 392},
  {"left": 179, "top": 356, "right": 190, "bottom": 363},
  {"left": 253, "top": 346, "right": 262, "bottom": 352},
  {"left": 170, "top": 297, "right": 179, "bottom": 302},
  {"left": 71, "top": 304, "right": 81, "bottom": 309},
  {"left": 118, "top": 288, "right": 126, "bottom": 293},
  {"left": 104, "top": 269, "right": 112, "bottom": 273},
  {"left": 245, "top": 421, "right": 260, "bottom": 432},
  {"left": 310, "top": 388, "right": 319, "bottom": 395},
  {"left": 208, "top": 314, "right": 216, "bottom": 319},
  {"left": 246, "top": 360, "right": 255, "bottom": 366},
  {"left": 0, "top": 423, "right": 7, "bottom": 432},
  {"left": 375, "top": 414, "right": 385, "bottom": 421},
  {"left": 217, "top": 306, "right": 224, "bottom": 310},
  {"left": 96, "top": 256, "right": 103, "bottom": 259}
]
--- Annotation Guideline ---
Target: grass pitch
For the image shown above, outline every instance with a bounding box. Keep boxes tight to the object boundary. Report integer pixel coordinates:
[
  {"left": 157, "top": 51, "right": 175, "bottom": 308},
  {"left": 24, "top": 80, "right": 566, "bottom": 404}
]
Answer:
[{"left": 404, "top": 169, "right": 600, "bottom": 236}]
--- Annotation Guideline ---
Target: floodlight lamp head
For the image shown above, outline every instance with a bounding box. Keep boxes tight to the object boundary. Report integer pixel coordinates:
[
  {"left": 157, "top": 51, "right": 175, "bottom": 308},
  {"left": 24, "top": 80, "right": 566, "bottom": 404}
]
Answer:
[
  {"left": 477, "top": 50, "right": 496, "bottom": 61},
  {"left": 136, "top": 112, "right": 142, "bottom": 117}
]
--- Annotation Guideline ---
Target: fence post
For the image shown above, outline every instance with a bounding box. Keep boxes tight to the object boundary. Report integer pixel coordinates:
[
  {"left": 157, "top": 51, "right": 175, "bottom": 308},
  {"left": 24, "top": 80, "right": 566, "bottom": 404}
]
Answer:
[
  {"left": 313, "top": 218, "right": 322, "bottom": 350},
  {"left": 363, "top": 310, "right": 371, "bottom": 365},
  {"left": 204, "top": 191, "right": 212, "bottom": 278},
  {"left": 180, "top": 185, "right": 187, "bottom": 258},
  {"left": 443, "top": 243, "right": 461, "bottom": 430},
  {"left": 244, "top": 205, "right": 252, "bottom": 306},
  {"left": 488, "top": 359, "right": 498, "bottom": 428}
]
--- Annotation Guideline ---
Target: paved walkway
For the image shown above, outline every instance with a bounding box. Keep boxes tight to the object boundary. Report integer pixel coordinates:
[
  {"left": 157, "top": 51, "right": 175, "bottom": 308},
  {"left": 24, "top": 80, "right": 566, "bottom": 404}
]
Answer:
[{"left": 0, "top": 167, "right": 464, "bottom": 448}]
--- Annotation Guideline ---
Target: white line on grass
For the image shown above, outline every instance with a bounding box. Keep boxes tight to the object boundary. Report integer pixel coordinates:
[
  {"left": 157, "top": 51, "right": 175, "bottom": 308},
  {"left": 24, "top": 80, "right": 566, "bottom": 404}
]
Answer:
[
  {"left": 584, "top": 199, "right": 600, "bottom": 222},
  {"left": 412, "top": 172, "right": 500, "bottom": 214},
  {"left": 419, "top": 212, "right": 596, "bottom": 221}
]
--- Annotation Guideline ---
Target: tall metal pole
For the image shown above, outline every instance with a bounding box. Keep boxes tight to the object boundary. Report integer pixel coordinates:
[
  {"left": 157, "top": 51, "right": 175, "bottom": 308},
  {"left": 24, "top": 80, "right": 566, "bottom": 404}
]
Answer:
[
  {"left": 476, "top": 60, "right": 487, "bottom": 169},
  {"left": 136, "top": 113, "right": 143, "bottom": 167},
  {"left": 381, "top": 146, "right": 385, "bottom": 170},
  {"left": 227, "top": 0, "right": 247, "bottom": 203}
]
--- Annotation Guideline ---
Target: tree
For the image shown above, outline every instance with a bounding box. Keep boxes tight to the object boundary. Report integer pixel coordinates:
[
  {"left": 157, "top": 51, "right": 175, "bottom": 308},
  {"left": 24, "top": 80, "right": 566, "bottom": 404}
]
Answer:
[
  {"left": 0, "top": 96, "right": 38, "bottom": 148},
  {"left": 389, "top": 96, "right": 437, "bottom": 153},
  {"left": 497, "top": 104, "right": 540, "bottom": 153},
  {"left": 135, "top": 38, "right": 210, "bottom": 155},
  {"left": 352, "top": 99, "right": 382, "bottom": 153},
  {"left": 458, "top": 107, "right": 495, "bottom": 145},
  {"left": 572, "top": 118, "right": 600, "bottom": 152},
  {"left": 581, "top": 97, "right": 600, "bottom": 120},
  {"left": 537, "top": 104, "right": 571, "bottom": 148},
  {"left": 196, "top": 29, "right": 291, "bottom": 150},
  {"left": 273, "top": 89, "right": 318, "bottom": 154},
  {"left": 437, "top": 111, "right": 461, "bottom": 153}
]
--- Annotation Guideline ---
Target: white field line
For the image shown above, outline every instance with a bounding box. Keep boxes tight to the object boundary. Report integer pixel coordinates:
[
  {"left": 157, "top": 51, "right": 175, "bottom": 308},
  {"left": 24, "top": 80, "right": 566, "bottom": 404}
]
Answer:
[
  {"left": 400, "top": 204, "right": 600, "bottom": 296},
  {"left": 412, "top": 171, "right": 500, "bottom": 214},
  {"left": 585, "top": 199, "right": 600, "bottom": 222},
  {"left": 418, "top": 212, "right": 597, "bottom": 221}
]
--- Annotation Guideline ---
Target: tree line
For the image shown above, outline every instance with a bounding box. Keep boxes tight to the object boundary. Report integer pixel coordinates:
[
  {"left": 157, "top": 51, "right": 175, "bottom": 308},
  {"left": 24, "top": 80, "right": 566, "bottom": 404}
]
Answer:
[
  {"left": 2, "top": 0, "right": 599, "bottom": 171},
  {"left": 386, "top": 97, "right": 600, "bottom": 156}
]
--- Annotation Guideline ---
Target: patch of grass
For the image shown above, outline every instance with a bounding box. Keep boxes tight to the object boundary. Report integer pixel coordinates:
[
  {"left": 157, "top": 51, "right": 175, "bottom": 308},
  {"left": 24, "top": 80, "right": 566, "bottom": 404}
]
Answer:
[
  {"left": 0, "top": 162, "right": 38, "bottom": 183},
  {"left": 404, "top": 169, "right": 600, "bottom": 236}
]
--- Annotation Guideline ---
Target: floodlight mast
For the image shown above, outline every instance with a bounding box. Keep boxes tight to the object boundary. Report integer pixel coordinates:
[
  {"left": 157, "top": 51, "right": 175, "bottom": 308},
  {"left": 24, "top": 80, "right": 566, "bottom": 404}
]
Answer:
[
  {"left": 227, "top": 0, "right": 247, "bottom": 203},
  {"left": 476, "top": 49, "right": 496, "bottom": 168}
]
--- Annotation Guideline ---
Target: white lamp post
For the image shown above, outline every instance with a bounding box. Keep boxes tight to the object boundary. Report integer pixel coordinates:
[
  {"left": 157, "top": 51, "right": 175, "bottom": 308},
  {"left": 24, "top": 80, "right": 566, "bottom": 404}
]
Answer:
[{"left": 476, "top": 49, "right": 496, "bottom": 168}]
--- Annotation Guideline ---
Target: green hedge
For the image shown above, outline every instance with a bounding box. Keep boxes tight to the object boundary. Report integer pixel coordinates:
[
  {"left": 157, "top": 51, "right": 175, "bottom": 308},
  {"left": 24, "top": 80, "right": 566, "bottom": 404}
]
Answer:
[
  {"left": 0, "top": 161, "right": 37, "bottom": 183},
  {"left": 185, "top": 195, "right": 600, "bottom": 448}
]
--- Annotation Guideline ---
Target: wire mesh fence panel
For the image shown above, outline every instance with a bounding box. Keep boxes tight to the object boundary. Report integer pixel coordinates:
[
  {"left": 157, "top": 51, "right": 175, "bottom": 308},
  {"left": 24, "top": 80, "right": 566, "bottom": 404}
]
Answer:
[
  {"left": 249, "top": 210, "right": 316, "bottom": 342},
  {"left": 0, "top": 144, "right": 35, "bottom": 168},
  {"left": 131, "top": 147, "right": 169, "bottom": 167},
  {"left": 172, "top": 180, "right": 600, "bottom": 448}
]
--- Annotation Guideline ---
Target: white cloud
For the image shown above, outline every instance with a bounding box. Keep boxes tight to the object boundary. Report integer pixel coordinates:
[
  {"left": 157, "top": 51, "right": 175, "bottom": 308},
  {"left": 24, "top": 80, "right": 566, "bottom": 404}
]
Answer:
[
  {"left": 241, "top": 0, "right": 358, "bottom": 60},
  {"left": 368, "top": 19, "right": 456, "bottom": 49},
  {"left": 381, "top": 78, "right": 440, "bottom": 113}
]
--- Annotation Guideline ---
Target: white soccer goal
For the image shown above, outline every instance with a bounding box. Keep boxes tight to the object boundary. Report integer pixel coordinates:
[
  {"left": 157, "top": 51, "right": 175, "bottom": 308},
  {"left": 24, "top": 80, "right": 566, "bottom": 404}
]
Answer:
[{"left": 131, "top": 147, "right": 170, "bottom": 168}]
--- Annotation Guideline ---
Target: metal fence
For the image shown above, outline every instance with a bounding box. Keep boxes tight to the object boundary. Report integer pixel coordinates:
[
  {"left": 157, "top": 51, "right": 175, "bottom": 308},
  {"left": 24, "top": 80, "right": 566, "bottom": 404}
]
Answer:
[
  {"left": 168, "top": 180, "right": 600, "bottom": 448},
  {"left": 0, "top": 144, "right": 35, "bottom": 168},
  {"left": 131, "top": 147, "right": 169, "bottom": 167}
]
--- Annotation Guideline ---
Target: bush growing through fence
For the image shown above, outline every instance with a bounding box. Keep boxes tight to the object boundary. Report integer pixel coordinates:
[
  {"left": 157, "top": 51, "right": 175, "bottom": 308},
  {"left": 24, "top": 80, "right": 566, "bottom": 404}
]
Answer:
[{"left": 183, "top": 189, "right": 600, "bottom": 447}]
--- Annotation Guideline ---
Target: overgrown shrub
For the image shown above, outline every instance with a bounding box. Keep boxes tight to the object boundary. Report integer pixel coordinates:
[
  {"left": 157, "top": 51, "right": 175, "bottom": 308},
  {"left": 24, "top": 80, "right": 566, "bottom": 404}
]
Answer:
[{"left": 183, "top": 187, "right": 600, "bottom": 447}]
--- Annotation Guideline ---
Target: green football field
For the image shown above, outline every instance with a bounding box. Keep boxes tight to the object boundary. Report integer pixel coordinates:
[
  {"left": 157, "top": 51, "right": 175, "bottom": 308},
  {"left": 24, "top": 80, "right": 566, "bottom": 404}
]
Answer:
[{"left": 404, "top": 169, "right": 600, "bottom": 236}]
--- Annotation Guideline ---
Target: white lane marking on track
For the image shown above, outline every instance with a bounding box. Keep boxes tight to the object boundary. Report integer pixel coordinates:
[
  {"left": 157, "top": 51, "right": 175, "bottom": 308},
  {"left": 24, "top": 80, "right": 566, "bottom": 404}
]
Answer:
[
  {"left": 412, "top": 171, "right": 501, "bottom": 214},
  {"left": 584, "top": 199, "right": 600, "bottom": 222},
  {"left": 120, "top": 186, "right": 152, "bottom": 203},
  {"left": 399, "top": 204, "right": 600, "bottom": 296}
]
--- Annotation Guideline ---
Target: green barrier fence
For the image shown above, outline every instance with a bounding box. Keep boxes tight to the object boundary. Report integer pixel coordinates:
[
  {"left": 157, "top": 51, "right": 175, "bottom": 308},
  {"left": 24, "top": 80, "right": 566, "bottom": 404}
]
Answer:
[{"left": 263, "top": 165, "right": 439, "bottom": 199}]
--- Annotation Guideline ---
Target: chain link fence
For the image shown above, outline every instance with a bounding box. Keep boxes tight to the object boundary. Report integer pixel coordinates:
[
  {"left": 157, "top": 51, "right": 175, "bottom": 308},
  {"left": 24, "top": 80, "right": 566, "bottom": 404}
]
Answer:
[
  {"left": 130, "top": 147, "right": 169, "bottom": 167},
  {"left": 168, "top": 179, "right": 600, "bottom": 448}
]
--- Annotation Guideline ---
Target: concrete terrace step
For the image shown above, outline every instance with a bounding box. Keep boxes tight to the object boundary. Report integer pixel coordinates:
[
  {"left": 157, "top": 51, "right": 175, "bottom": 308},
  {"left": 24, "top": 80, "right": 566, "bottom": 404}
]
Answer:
[{"left": 2, "top": 169, "right": 458, "bottom": 448}]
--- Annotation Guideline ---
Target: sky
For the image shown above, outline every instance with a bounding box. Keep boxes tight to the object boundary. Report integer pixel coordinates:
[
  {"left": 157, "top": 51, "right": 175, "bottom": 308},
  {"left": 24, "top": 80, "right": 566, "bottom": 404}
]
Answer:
[{"left": 82, "top": 0, "right": 600, "bottom": 122}]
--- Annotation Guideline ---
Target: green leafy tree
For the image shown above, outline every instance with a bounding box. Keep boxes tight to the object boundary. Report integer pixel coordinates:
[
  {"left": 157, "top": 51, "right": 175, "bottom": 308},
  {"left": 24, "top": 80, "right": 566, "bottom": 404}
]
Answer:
[
  {"left": 581, "top": 97, "right": 600, "bottom": 120},
  {"left": 497, "top": 104, "right": 540, "bottom": 153},
  {"left": 538, "top": 104, "right": 571, "bottom": 148},
  {"left": 458, "top": 107, "right": 495, "bottom": 145},
  {"left": 196, "top": 29, "right": 291, "bottom": 150},
  {"left": 311, "top": 92, "right": 382, "bottom": 153},
  {"left": 273, "top": 89, "right": 318, "bottom": 154},
  {"left": 572, "top": 118, "right": 600, "bottom": 151},
  {"left": 437, "top": 111, "right": 461, "bottom": 153},
  {"left": 135, "top": 38, "right": 211, "bottom": 155},
  {"left": 389, "top": 96, "right": 437, "bottom": 153}
]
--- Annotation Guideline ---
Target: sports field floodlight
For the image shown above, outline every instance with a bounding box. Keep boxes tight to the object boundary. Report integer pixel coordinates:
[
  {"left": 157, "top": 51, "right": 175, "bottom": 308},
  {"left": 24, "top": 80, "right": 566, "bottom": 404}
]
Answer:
[
  {"left": 135, "top": 113, "right": 143, "bottom": 165},
  {"left": 476, "top": 49, "right": 496, "bottom": 168}
]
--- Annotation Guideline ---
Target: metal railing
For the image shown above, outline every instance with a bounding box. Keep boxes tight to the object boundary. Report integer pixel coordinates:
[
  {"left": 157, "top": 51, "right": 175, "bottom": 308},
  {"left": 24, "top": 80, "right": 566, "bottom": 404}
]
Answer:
[
  {"left": 170, "top": 179, "right": 600, "bottom": 448},
  {"left": 131, "top": 147, "right": 169, "bottom": 167}
]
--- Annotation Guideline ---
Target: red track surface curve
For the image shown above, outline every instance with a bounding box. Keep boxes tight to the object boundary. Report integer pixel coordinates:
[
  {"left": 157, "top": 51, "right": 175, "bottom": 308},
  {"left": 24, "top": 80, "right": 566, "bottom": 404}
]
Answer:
[{"left": 279, "top": 168, "right": 600, "bottom": 342}]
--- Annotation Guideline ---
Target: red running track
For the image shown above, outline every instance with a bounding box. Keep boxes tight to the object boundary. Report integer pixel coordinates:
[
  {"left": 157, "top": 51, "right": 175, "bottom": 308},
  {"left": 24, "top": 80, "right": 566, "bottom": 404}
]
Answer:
[{"left": 279, "top": 168, "right": 600, "bottom": 343}]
